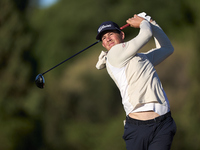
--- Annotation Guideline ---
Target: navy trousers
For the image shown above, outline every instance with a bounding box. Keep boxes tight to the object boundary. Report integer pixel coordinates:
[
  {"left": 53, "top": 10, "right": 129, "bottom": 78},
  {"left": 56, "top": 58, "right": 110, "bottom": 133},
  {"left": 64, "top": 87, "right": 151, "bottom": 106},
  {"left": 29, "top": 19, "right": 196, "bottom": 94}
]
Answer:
[{"left": 123, "top": 112, "right": 176, "bottom": 150}]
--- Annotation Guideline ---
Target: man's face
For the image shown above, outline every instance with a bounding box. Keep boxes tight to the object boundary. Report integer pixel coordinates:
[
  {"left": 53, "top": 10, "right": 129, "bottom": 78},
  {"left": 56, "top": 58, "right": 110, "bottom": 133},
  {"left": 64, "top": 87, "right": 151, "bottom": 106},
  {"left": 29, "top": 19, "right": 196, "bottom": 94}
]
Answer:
[{"left": 101, "top": 30, "right": 125, "bottom": 51}]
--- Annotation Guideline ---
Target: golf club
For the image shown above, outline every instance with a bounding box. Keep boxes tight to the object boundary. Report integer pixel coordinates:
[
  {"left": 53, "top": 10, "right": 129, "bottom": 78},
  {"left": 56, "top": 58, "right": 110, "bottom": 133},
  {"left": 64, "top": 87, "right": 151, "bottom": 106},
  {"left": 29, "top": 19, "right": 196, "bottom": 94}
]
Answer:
[{"left": 35, "top": 23, "right": 130, "bottom": 89}]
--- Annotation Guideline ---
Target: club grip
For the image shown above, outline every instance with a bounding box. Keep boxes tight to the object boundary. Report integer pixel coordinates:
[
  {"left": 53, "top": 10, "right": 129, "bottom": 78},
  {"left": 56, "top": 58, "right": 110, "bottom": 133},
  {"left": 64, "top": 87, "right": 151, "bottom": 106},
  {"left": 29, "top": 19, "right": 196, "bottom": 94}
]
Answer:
[{"left": 120, "top": 23, "right": 130, "bottom": 30}]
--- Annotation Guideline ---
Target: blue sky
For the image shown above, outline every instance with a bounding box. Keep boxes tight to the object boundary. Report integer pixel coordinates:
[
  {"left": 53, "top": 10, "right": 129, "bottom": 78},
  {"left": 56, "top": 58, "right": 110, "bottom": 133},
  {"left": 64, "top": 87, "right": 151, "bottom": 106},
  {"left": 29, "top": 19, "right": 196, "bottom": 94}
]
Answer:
[{"left": 39, "top": 0, "right": 59, "bottom": 7}]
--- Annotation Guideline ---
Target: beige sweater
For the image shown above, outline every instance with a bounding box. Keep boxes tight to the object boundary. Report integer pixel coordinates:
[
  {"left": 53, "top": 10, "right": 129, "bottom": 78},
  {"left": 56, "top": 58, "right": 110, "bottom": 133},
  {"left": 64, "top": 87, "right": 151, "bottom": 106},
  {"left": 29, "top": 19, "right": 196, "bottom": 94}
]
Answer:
[{"left": 96, "top": 20, "right": 174, "bottom": 115}]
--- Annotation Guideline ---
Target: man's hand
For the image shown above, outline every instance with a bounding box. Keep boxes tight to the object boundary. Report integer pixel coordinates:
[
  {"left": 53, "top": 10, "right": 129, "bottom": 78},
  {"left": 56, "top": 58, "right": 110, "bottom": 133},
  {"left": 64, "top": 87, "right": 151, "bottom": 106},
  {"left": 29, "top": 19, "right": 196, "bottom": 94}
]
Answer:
[{"left": 126, "top": 15, "right": 145, "bottom": 28}]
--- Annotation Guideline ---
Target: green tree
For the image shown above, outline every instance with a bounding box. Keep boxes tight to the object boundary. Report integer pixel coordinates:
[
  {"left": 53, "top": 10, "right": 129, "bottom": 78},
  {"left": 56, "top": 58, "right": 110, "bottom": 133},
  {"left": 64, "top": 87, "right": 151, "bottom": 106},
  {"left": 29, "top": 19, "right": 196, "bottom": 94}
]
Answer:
[{"left": 0, "top": 0, "right": 41, "bottom": 149}]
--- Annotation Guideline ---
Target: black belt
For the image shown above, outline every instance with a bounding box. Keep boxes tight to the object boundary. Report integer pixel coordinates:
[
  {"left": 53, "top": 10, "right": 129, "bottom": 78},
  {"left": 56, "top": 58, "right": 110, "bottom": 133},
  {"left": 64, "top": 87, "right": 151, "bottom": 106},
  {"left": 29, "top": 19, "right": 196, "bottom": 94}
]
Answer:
[{"left": 126, "top": 111, "right": 171, "bottom": 125}]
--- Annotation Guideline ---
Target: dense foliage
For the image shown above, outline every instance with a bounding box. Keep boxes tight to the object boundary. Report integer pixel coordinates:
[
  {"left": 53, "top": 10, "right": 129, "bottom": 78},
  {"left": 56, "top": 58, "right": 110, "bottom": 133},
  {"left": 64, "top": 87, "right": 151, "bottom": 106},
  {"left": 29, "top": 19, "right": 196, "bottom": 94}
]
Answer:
[{"left": 0, "top": 0, "right": 200, "bottom": 149}]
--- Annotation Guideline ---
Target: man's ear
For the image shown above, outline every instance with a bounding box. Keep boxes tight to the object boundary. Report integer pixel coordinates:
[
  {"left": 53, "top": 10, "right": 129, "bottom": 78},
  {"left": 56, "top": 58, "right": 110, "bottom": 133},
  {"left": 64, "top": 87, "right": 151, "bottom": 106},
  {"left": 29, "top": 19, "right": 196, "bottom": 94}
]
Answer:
[{"left": 121, "top": 31, "right": 125, "bottom": 40}]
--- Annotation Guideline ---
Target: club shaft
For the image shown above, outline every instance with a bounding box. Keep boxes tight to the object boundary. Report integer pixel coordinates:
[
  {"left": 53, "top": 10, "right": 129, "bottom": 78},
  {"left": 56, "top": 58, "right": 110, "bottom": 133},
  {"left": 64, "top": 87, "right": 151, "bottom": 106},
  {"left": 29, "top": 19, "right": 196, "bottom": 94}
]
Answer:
[
  {"left": 42, "top": 40, "right": 100, "bottom": 75},
  {"left": 41, "top": 23, "right": 130, "bottom": 75}
]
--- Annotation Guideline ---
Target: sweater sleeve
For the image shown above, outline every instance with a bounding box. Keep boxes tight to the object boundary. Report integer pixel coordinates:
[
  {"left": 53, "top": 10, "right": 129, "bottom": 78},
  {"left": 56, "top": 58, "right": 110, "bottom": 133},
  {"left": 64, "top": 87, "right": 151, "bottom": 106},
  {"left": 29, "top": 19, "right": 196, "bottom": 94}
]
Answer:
[
  {"left": 144, "top": 21, "right": 174, "bottom": 66},
  {"left": 107, "top": 20, "right": 152, "bottom": 68}
]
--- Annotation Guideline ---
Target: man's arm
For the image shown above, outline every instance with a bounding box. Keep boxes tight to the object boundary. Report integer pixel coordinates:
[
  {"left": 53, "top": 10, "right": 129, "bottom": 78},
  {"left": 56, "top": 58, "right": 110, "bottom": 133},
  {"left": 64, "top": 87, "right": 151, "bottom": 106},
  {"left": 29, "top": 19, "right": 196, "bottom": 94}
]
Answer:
[
  {"left": 145, "top": 21, "right": 174, "bottom": 66},
  {"left": 108, "top": 17, "right": 152, "bottom": 68}
]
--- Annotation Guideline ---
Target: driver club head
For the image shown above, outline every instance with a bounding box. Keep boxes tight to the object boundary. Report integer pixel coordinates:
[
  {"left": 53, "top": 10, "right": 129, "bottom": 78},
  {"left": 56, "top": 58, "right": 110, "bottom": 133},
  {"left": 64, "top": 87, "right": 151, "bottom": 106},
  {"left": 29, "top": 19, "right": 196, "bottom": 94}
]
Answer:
[{"left": 35, "top": 74, "right": 45, "bottom": 89}]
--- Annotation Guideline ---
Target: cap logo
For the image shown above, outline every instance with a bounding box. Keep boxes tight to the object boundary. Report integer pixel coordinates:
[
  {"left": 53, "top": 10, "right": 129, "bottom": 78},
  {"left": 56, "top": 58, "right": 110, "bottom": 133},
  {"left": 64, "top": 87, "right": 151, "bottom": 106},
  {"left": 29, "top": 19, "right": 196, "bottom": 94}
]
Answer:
[{"left": 98, "top": 24, "right": 112, "bottom": 33}]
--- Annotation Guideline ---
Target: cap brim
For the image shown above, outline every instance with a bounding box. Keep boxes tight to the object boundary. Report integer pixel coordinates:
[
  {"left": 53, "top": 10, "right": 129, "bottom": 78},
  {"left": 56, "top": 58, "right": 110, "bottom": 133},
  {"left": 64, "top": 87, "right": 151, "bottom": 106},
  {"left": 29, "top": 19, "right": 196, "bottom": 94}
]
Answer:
[{"left": 96, "top": 28, "right": 121, "bottom": 40}]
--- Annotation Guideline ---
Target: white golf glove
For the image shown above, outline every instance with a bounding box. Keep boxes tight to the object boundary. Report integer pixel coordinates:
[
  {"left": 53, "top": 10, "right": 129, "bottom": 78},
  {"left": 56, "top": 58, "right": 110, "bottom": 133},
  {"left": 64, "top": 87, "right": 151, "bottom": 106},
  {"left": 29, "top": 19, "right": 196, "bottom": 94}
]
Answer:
[
  {"left": 137, "top": 12, "right": 151, "bottom": 22},
  {"left": 96, "top": 51, "right": 107, "bottom": 70}
]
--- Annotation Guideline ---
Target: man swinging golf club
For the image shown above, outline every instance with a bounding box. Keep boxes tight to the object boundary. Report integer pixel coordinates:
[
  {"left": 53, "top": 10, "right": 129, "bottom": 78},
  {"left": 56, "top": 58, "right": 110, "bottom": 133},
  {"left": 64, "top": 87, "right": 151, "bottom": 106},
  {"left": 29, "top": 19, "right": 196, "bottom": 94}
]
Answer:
[{"left": 96, "top": 12, "right": 176, "bottom": 150}]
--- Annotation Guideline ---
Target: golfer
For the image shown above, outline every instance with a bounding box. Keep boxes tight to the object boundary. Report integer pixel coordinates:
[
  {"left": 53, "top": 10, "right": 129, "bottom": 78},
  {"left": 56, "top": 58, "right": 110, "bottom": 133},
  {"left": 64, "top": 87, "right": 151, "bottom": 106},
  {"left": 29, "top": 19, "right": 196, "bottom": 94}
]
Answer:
[{"left": 95, "top": 13, "right": 176, "bottom": 150}]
